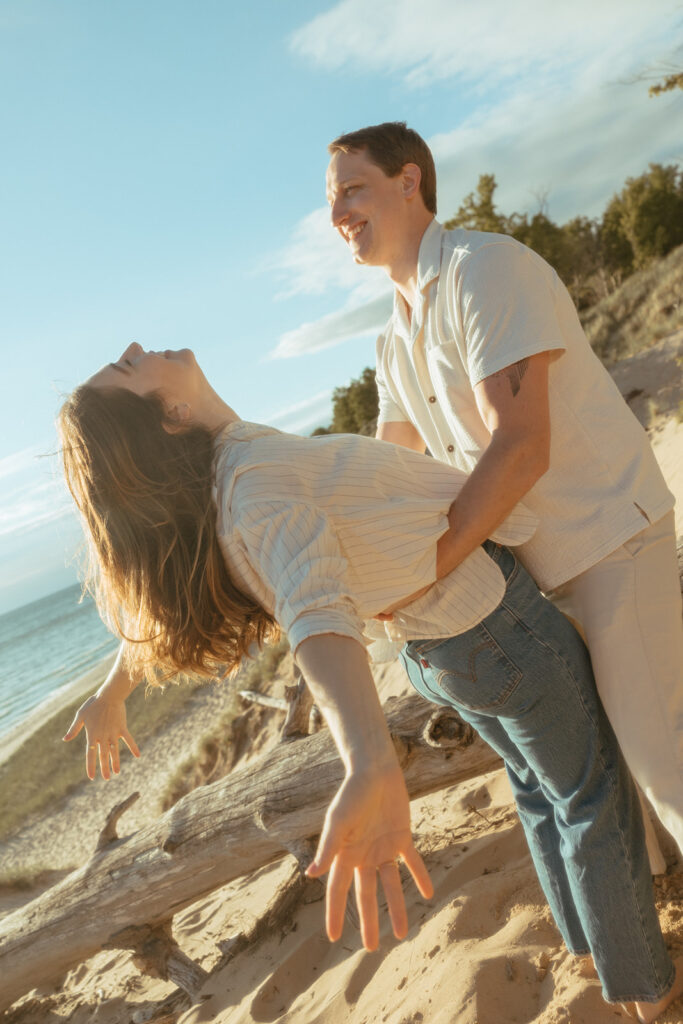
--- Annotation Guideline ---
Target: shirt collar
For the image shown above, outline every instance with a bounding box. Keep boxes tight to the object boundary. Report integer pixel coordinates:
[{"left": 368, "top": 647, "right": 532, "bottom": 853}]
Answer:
[
  {"left": 214, "top": 419, "right": 279, "bottom": 449},
  {"left": 391, "top": 218, "right": 444, "bottom": 338},
  {"left": 415, "top": 218, "right": 444, "bottom": 293}
]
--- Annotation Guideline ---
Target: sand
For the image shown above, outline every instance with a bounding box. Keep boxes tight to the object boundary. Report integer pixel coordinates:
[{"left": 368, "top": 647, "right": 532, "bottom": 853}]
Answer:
[{"left": 1, "top": 333, "right": 682, "bottom": 1024}]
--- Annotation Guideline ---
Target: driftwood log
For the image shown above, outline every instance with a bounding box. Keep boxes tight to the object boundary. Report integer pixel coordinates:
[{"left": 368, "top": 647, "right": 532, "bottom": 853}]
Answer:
[
  {"left": 0, "top": 693, "right": 500, "bottom": 1012},
  {"left": 240, "top": 665, "right": 322, "bottom": 737}
]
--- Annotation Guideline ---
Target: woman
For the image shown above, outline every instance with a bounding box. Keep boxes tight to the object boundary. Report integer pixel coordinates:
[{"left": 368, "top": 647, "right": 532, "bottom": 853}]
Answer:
[{"left": 60, "top": 343, "right": 681, "bottom": 1022}]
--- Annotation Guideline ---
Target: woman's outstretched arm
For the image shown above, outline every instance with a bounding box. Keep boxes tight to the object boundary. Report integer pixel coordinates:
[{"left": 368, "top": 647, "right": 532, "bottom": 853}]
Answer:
[
  {"left": 296, "top": 633, "right": 433, "bottom": 951},
  {"left": 63, "top": 642, "right": 141, "bottom": 780}
]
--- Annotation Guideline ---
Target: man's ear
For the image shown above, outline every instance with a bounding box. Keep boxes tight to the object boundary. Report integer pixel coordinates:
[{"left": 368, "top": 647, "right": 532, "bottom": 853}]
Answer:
[
  {"left": 401, "top": 162, "right": 422, "bottom": 200},
  {"left": 163, "top": 402, "right": 192, "bottom": 434}
]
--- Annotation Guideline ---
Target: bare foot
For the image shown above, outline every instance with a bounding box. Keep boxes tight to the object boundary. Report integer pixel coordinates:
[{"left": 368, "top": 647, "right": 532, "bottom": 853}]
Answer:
[{"left": 622, "top": 955, "right": 683, "bottom": 1023}]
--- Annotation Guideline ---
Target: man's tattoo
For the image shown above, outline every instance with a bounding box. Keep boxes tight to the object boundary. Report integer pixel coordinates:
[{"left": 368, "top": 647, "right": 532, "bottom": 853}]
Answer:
[{"left": 492, "top": 358, "right": 530, "bottom": 397}]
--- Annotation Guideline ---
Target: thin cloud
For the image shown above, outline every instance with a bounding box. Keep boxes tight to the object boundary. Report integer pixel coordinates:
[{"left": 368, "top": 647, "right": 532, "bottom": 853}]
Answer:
[
  {"left": 269, "top": 292, "right": 393, "bottom": 360},
  {"left": 263, "top": 388, "right": 333, "bottom": 425},
  {"left": 0, "top": 477, "right": 74, "bottom": 539},
  {"left": 267, "top": 208, "right": 359, "bottom": 298},
  {"left": 266, "top": 206, "right": 389, "bottom": 301},
  {"left": 0, "top": 517, "right": 83, "bottom": 616},
  {"left": 0, "top": 445, "right": 46, "bottom": 482},
  {"left": 265, "top": 216, "right": 392, "bottom": 358},
  {"left": 432, "top": 75, "right": 683, "bottom": 224},
  {"left": 271, "top": 14, "right": 682, "bottom": 361},
  {"left": 262, "top": 389, "right": 337, "bottom": 435},
  {"left": 291, "top": 0, "right": 682, "bottom": 89},
  {"left": 0, "top": 444, "right": 74, "bottom": 540}
]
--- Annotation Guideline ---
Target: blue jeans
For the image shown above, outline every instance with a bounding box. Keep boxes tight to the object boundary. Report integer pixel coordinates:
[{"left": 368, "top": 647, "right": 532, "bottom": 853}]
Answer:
[{"left": 401, "top": 542, "right": 673, "bottom": 1004}]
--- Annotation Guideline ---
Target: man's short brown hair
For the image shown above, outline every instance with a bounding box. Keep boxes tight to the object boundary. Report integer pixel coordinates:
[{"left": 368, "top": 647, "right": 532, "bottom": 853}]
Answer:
[{"left": 328, "top": 121, "right": 437, "bottom": 215}]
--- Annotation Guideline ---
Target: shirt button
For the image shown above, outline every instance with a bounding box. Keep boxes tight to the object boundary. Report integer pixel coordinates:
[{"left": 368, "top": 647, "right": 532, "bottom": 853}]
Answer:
[
  {"left": 447, "top": 444, "right": 454, "bottom": 453},
  {"left": 428, "top": 395, "right": 436, "bottom": 403},
  {"left": 420, "top": 658, "right": 429, "bottom": 668}
]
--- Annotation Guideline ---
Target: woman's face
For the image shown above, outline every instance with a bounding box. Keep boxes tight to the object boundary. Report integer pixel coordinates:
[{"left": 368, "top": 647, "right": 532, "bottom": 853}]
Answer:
[{"left": 89, "top": 343, "right": 204, "bottom": 406}]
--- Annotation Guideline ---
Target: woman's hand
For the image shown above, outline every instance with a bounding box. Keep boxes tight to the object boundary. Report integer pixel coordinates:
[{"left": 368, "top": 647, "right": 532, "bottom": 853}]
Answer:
[
  {"left": 295, "top": 634, "right": 433, "bottom": 949},
  {"left": 306, "top": 762, "right": 433, "bottom": 951},
  {"left": 63, "top": 690, "right": 140, "bottom": 781}
]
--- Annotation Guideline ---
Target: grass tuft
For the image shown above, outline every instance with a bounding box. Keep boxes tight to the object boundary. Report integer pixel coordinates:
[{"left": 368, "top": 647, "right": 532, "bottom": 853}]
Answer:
[
  {"left": 158, "top": 637, "right": 290, "bottom": 811},
  {"left": 0, "top": 671, "right": 208, "bottom": 842},
  {"left": 0, "top": 638, "right": 291, "bottom": 843},
  {"left": 0, "top": 865, "right": 67, "bottom": 892},
  {"left": 580, "top": 243, "right": 683, "bottom": 363}
]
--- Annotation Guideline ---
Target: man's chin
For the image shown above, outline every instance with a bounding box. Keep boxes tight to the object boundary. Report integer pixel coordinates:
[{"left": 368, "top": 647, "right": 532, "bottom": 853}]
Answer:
[{"left": 351, "top": 248, "right": 371, "bottom": 266}]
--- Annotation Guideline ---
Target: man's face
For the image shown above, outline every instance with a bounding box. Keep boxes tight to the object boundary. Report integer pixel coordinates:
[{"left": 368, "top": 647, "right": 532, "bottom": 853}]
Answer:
[{"left": 326, "top": 148, "right": 409, "bottom": 267}]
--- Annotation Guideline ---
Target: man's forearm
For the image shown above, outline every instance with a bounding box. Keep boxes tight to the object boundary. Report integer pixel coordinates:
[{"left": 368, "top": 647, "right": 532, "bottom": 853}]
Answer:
[{"left": 436, "top": 430, "right": 547, "bottom": 578}]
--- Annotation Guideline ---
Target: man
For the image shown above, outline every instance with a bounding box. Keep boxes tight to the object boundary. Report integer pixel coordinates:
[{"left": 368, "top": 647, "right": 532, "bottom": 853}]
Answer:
[{"left": 325, "top": 121, "right": 683, "bottom": 863}]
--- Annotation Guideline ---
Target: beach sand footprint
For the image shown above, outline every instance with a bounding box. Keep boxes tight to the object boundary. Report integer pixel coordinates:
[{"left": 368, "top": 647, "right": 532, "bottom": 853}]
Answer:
[{"left": 249, "top": 930, "right": 333, "bottom": 1022}]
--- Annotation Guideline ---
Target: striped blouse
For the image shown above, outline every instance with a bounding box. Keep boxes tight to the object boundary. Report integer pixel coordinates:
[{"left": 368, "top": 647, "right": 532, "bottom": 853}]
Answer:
[{"left": 213, "top": 421, "right": 537, "bottom": 654}]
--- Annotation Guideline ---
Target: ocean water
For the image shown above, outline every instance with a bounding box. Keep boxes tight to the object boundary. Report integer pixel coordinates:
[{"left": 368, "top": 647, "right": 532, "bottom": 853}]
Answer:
[{"left": 0, "top": 583, "right": 120, "bottom": 739}]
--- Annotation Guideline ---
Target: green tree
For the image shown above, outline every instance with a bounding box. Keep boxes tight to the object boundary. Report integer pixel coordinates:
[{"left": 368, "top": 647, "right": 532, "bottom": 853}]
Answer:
[
  {"left": 445, "top": 165, "right": 683, "bottom": 305},
  {"left": 331, "top": 367, "right": 379, "bottom": 434},
  {"left": 600, "top": 164, "right": 683, "bottom": 274},
  {"left": 512, "top": 213, "right": 568, "bottom": 274},
  {"left": 311, "top": 367, "right": 379, "bottom": 437},
  {"left": 443, "top": 174, "right": 510, "bottom": 233},
  {"left": 444, "top": 174, "right": 603, "bottom": 307},
  {"left": 649, "top": 71, "right": 683, "bottom": 96}
]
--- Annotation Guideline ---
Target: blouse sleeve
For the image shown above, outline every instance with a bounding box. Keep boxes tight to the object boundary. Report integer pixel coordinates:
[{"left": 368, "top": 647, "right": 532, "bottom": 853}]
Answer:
[{"left": 232, "top": 498, "right": 367, "bottom": 653}]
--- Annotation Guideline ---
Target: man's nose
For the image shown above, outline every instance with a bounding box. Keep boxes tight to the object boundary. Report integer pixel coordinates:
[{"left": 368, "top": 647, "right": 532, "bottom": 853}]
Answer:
[{"left": 330, "top": 196, "right": 347, "bottom": 228}]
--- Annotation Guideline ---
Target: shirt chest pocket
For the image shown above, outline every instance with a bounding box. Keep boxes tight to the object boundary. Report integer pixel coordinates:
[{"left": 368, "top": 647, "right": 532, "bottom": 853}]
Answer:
[
  {"left": 425, "top": 343, "right": 488, "bottom": 463},
  {"left": 425, "top": 342, "right": 470, "bottom": 403}
]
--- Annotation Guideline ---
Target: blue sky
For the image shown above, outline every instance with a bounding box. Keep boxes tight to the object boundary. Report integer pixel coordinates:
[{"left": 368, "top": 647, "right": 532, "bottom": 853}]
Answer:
[{"left": 1, "top": 0, "right": 682, "bottom": 615}]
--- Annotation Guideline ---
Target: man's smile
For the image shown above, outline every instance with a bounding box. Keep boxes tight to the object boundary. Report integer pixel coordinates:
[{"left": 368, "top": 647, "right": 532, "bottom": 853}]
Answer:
[{"left": 345, "top": 221, "right": 367, "bottom": 244}]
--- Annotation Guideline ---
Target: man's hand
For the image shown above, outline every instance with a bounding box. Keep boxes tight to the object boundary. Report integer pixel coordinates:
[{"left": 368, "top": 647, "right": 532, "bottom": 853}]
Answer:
[
  {"left": 63, "top": 690, "right": 140, "bottom": 781},
  {"left": 376, "top": 420, "right": 427, "bottom": 454},
  {"left": 306, "top": 763, "right": 433, "bottom": 950},
  {"left": 374, "top": 581, "right": 434, "bottom": 621}
]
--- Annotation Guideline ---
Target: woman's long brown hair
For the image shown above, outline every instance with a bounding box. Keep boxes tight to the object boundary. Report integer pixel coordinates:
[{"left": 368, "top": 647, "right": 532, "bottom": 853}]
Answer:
[{"left": 58, "top": 385, "right": 278, "bottom": 681}]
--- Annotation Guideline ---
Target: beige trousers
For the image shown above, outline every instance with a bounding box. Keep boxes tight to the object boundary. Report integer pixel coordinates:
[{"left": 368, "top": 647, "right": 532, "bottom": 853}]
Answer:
[{"left": 550, "top": 511, "right": 683, "bottom": 863}]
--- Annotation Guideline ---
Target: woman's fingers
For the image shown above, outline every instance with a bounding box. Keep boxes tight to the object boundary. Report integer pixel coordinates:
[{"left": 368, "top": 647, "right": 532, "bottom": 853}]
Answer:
[
  {"left": 66, "top": 695, "right": 140, "bottom": 781},
  {"left": 325, "top": 857, "right": 356, "bottom": 942},
  {"left": 401, "top": 845, "right": 434, "bottom": 900},
  {"left": 62, "top": 713, "right": 84, "bottom": 742},
  {"left": 307, "top": 813, "right": 342, "bottom": 878},
  {"left": 335, "top": 851, "right": 426, "bottom": 949},
  {"left": 306, "top": 775, "right": 432, "bottom": 947},
  {"left": 354, "top": 865, "right": 380, "bottom": 950},
  {"left": 121, "top": 729, "right": 140, "bottom": 759},
  {"left": 109, "top": 739, "right": 121, "bottom": 775},
  {"left": 85, "top": 734, "right": 132, "bottom": 781},
  {"left": 98, "top": 742, "right": 111, "bottom": 781},
  {"left": 378, "top": 860, "right": 408, "bottom": 940},
  {"left": 86, "top": 740, "right": 98, "bottom": 781}
]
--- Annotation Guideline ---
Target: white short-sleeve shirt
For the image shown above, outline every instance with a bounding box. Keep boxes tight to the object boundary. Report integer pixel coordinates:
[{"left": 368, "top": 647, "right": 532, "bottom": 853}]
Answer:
[
  {"left": 376, "top": 220, "right": 674, "bottom": 591},
  {"left": 213, "top": 421, "right": 537, "bottom": 653}
]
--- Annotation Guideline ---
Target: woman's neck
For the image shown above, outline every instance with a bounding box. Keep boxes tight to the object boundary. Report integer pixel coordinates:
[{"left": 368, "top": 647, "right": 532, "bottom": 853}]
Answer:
[{"left": 194, "top": 386, "right": 241, "bottom": 433}]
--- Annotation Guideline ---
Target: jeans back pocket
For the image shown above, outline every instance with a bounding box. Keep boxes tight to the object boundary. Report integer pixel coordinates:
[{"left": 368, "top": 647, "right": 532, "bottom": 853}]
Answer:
[{"left": 410, "top": 624, "right": 523, "bottom": 713}]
